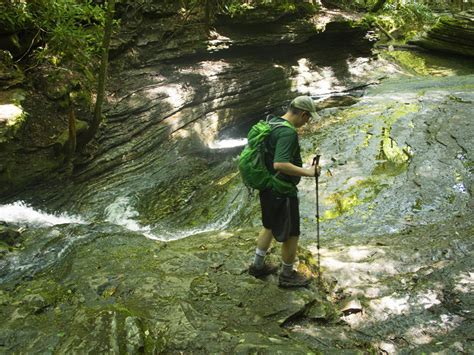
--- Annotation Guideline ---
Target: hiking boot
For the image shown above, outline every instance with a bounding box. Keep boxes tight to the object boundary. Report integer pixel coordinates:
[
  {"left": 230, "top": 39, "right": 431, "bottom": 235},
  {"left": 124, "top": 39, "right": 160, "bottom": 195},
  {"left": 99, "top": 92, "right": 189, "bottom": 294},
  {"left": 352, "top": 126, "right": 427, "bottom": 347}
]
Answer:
[
  {"left": 278, "top": 270, "right": 312, "bottom": 288},
  {"left": 248, "top": 263, "right": 279, "bottom": 278}
]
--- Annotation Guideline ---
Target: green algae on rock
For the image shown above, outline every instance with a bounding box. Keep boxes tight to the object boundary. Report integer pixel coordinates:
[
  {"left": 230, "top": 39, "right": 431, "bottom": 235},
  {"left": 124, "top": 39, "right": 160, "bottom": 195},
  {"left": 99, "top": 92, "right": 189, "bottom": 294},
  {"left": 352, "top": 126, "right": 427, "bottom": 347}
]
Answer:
[
  {"left": 297, "top": 74, "right": 473, "bottom": 239},
  {"left": 380, "top": 49, "right": 474, "bottom": 77},
  {"left": 0, "top": 224, "right": 335, "bottom": 353}
]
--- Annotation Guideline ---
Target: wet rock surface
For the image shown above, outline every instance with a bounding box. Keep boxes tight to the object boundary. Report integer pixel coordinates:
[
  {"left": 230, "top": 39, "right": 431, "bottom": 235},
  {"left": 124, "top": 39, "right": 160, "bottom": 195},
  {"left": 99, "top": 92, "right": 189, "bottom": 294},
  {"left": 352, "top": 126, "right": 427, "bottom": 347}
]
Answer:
[
  {"left": 112, "top": 1, "right": 360, "bottom": 64},
  {"left": 0, "top": 4, "right": 371, "bottom": 198},
  {"left": 1, "top": 18, "right": 382, "bottom": 236},
  {"left": 0, "top": 2, "right": 473, "bottom": 353},
  {"left": 297, "top": 74, "right": 474, "bottom": 240},
  {"left": 0, "top": 224, "right": 338, "bottom": 353},
  {"left": 0, "top": 217, "right": 471, "bottom": 353},
  {"left": 300, "top": 216, "right": 474, "bottom": 353}
]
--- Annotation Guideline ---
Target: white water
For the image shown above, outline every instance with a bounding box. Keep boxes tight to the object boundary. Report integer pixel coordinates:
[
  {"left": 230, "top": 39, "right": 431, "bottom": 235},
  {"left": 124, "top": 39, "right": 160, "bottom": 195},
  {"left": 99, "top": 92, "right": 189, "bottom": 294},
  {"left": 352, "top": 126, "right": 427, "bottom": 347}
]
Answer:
[
  {"left": 209, "top": 138, "right": 247, "bottom": 149},
  {"left": 104, "top": 193, "right": 245, "bottom": 241},
  {"left": 104, "top": 196, "right": 154, "bottom": 238},
  {"left": 0, "top": 201, "right": 85, "bottom": 227},
  {"left": 0, "top": 196, "right": 241, "bottom": 242}
]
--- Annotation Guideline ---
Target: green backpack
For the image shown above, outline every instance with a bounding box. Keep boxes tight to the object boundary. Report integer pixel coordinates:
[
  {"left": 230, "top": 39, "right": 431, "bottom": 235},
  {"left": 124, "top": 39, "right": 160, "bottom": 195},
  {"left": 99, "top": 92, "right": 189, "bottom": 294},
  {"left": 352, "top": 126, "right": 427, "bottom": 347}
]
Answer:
[{"left": 238, "top": 117, "right": 297, "bottom": 196}]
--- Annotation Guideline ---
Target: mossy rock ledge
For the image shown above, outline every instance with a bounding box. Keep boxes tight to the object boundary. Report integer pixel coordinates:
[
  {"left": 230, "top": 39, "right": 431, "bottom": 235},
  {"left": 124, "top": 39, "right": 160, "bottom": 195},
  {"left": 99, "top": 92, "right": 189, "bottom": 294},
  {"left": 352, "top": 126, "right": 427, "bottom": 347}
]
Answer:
[
  {"left": 412, "top": 11, "right": 474, "bottom": 57},
  {"left": 0, "top": 224, "right": 337, "bottom": 353}
]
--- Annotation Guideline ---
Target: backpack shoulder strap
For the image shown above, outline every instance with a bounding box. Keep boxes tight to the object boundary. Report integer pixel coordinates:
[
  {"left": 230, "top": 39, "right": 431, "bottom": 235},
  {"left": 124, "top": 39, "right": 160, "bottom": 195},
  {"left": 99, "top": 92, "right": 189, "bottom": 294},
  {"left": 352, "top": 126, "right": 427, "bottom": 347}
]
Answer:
[{"left": 267, "top": 117, "right": 296, "bottom": 132}]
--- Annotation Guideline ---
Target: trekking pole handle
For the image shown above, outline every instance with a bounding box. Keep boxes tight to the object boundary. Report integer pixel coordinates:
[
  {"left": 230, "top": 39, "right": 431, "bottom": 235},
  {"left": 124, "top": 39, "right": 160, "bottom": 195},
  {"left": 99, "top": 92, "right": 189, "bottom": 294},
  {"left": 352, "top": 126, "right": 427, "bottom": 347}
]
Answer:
[
  {"left": 312, "top": 155, "right": 321, "bottom": 167},
  {"left": 312, "top": 155, "right": 321, "bottom": 176}
]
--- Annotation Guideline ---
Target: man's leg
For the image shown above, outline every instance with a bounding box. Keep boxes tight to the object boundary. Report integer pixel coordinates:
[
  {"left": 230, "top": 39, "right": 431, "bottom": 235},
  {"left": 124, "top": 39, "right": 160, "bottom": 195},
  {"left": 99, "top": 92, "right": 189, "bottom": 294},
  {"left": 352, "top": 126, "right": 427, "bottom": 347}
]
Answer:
[
  {"left": 281, "top": 236, "right": 299, "bottom": 277},
  {"left": 257, "top": 227, "right": 273, "bottom": 251},
  {"left": 281, "top": 235, "right": 298, "bottom": 264},
  {"left": 249, "top": 228, "right": 278, "bottom": 277},
  {"left": 279, "top": 236, "right": 311, "bottom": 287},
  {"left": 249, "top": 190, "right": 279, "bottom": 278},
  {"left": 252, "top": 228, "right": 273, "bottom": 268}
]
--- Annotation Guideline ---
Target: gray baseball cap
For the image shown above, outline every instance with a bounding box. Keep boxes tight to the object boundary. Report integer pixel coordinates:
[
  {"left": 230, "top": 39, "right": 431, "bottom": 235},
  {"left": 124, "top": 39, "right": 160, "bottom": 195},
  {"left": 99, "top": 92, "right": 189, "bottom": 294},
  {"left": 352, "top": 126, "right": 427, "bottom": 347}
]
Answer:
[{"left": 290, "top": 96, "right": 320, "bottom": 120}]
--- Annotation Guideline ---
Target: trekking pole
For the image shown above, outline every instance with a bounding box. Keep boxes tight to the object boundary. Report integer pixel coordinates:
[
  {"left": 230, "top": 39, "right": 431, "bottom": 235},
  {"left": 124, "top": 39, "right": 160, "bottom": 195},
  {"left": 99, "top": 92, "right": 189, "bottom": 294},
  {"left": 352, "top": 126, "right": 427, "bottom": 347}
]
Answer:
[{"left": 312, "top": 155, "right": 321, "bottom": 283}]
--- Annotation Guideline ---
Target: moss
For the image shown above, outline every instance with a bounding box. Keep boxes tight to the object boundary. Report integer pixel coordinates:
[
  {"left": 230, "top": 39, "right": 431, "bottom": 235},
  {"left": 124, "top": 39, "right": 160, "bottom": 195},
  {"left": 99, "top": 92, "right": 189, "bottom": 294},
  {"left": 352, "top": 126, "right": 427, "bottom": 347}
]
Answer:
[
  {"left": 136, "top": 162, "right": 242, "bottom": 229},
  {"left": 327, "top": 105, "right": 382, "bottom": 126},
  {"left": 323, "top": 177, "right": 389, "bottom": 220},
  {"left": 370, "top": 103, "right": 418, "bottom": 175},
  {"left": 385, "top": 50, "right": 431, "bottom": 75},
  {"left": 374, "top": 128, "right": 412, "bottom": 176},
  {"left": 0, "top": 241, "right": 10, "bottom": 255},
  {"left": 412, "top": 198, "right": 423, "bottom": 211},
  {"left": 0, "top": 151, "right": 63, "bottom": 194},
  {"left": 382, "top": 50, "right": 473, "bottom": 77},
  {"left": 54, "top": 119, "right": 89, "bottom": 148},
  {"left": 386, "top": 102, "right": 419, "bottom": 124}
]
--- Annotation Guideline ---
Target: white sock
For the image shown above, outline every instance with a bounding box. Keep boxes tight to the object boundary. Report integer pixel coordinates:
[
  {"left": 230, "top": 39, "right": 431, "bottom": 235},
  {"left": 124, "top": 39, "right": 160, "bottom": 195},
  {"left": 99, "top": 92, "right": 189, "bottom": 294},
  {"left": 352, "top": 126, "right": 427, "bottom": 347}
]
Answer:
[
  {"left": 281, "top": 262, "right": 293, "bottom": 276},
  {"left": 253, "top": 248, "right": 267, "bottom": 268}
]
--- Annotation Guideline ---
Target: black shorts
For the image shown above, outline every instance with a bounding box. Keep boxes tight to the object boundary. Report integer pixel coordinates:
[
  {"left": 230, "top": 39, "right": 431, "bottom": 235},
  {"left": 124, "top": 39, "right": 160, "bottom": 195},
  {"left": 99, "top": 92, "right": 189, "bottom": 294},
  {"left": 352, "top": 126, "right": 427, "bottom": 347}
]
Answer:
[{"left": 259, "top": 189, "right": 300, "bottom": 242}]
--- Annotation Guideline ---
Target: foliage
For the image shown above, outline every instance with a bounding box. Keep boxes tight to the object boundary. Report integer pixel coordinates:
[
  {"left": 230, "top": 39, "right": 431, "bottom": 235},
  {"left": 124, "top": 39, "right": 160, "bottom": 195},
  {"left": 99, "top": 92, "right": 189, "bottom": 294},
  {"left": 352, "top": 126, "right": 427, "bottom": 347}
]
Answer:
[
  {"left": 0, "top": 0, "right": 111, "bottom": 88},
  {"left": 323, "top": 0, "right": 373, "bottom": 11},
  {"left": 360, "top": 1, "right": 437, "bottom": 41},
  {"left": 223, "top": 1, "right": 257, "bottom": 16},
  {"left": 324, "top": 0, "right": 471, "bottom": 12},
  {"left": 382, "top": 1, "right": 436, "bottom": 24},
  {"left": 209, "top": 0, "right": 319, "bottom": 18}
]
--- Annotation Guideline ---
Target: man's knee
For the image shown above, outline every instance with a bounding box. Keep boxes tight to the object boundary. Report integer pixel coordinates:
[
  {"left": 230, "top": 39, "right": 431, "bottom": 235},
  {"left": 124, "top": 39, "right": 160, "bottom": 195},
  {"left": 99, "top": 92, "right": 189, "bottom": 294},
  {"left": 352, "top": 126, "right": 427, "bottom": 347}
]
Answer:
[
  {"left": 282, "top": 235, "right": 299, "bottom": 249},
  {"left": 260, "top": 228, "right": 273, "bottom": 238}
]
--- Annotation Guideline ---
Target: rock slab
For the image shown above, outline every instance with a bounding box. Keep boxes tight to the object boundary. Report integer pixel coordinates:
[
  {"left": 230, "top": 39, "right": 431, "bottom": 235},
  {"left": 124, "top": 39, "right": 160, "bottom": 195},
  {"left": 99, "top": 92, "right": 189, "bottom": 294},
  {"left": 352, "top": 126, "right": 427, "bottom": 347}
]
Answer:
[{"left": 0, "top": 224, "right": 333, "bottom": 353}]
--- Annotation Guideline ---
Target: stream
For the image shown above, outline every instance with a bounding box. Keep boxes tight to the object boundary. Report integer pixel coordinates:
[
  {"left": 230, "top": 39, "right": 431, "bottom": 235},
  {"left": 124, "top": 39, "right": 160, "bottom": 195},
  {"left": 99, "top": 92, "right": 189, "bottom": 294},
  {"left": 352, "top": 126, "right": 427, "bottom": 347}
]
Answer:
[{"left": 1, "top": 31, "right": 473, "bottom": 352}]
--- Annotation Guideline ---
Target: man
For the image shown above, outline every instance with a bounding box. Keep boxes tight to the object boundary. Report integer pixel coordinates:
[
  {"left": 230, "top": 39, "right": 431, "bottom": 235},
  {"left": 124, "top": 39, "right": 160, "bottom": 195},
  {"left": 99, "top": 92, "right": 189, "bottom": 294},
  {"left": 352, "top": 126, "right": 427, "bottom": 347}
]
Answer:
[{"left": 249, "top": 95, "right": 320, "bottom": 288}]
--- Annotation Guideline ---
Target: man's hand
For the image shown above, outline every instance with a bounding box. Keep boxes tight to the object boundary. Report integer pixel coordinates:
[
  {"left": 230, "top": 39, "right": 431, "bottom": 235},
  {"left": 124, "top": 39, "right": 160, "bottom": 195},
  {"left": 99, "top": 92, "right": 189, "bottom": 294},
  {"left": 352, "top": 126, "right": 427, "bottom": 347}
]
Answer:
[{"left": 307, "top": 164, "right": 321, "bottom": 177}]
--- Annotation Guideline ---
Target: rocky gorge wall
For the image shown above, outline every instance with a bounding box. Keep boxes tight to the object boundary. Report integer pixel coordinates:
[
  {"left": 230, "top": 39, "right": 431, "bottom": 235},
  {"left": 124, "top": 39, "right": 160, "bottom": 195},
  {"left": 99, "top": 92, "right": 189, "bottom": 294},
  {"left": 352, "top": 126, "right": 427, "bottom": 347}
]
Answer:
[
  {"left": 1, "top": 2, "right": 474, "bottom": 353},
  {"left": 0, "top": 1, "right": 364, "bottom": 197},
  {"left": 1, "top": 2, "right": 473, "bottom": 240},
  {"left": 0, "top": 3, "right": 375, "bottom": 226}
]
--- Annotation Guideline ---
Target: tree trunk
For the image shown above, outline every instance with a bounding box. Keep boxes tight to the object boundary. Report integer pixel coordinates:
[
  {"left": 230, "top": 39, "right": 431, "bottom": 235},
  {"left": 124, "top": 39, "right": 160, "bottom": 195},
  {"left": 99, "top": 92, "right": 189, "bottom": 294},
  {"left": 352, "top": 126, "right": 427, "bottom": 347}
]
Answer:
[
  {"left": 370, "top": 0, "right": 388, "bottom": 12},
  {"left": 63, "top": 94, "right": 77, "bottom": 175},
  {"left": 78, "top": 0, "right": 115, "bottom": 150},
  {"left": 375, "top": 20, "right": 396, "bottom": 41},
  {"left": 66, "top": 95, "right": 77, "bottom": 162},
  {"left": 205, "top": 0, "right": 217, "bottom": 29},
  {"left": 205, "top": 0, "right": 211, "bottom": 27}
]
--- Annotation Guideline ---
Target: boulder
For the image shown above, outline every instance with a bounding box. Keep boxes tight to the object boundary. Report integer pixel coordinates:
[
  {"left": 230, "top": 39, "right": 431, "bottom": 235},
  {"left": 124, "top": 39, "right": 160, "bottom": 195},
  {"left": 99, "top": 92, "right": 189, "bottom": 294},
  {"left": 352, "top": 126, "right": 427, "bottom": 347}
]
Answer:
[{"left": 0, "top": 87, "right": 26, "bottom": 145}]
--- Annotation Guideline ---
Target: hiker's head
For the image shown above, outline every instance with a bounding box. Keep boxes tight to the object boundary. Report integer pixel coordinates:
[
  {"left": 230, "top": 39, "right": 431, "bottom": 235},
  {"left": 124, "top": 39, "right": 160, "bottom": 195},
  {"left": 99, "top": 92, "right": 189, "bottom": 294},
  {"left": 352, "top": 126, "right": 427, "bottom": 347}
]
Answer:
[{"left": 287, "top": 96, "right": 320, "bottom": 128}]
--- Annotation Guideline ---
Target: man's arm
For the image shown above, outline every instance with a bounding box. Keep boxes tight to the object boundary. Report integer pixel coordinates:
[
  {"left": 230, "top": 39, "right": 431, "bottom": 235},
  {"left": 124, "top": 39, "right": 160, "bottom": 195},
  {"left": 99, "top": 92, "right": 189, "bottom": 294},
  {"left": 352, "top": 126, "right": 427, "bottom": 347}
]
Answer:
[{"left": 274, "top": 162, "right": 319, "bottom": 177}]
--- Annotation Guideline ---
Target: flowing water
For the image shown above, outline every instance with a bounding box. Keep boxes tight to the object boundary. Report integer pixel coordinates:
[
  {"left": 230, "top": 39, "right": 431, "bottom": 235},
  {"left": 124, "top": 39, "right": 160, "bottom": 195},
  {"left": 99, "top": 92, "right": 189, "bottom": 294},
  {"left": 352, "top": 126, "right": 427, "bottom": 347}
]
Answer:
[
  {"left": 1, "top": 37, "right": 473, "bottom": 352},
  {"left": 2, "top": 34, "right": 384, "bottom": 240},
  {"left": 0, "top": 201, "right": 85, "bottom": 227}
]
